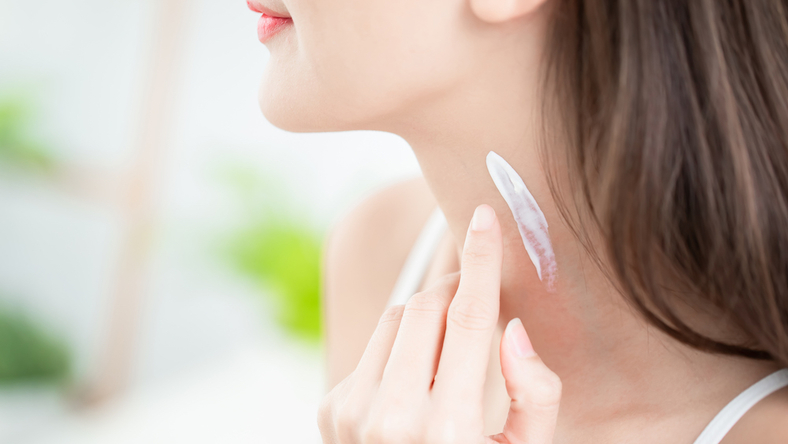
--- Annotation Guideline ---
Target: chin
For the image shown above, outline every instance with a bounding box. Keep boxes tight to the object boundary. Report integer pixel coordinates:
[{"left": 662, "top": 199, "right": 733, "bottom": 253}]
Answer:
[
  {"left": 258, "top": 77, "right": 320, "bottom": 132},
  {"left": 257, "top": 62, "right": 401, "bottom": 134},
  {"left": 259, "top": 98, "right": 309, "bottom": 133},
  {"left": 256, "top": 62, "right": 353, "bottom": 133}
]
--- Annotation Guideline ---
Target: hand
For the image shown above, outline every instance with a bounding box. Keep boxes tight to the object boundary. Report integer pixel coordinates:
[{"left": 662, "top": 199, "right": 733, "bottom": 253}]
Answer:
[{"left": 318, "top": 204, "right": 562, "bottom": 444}]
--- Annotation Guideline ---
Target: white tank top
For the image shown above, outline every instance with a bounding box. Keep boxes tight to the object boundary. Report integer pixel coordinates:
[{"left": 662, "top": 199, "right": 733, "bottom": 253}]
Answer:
[{"left": 386, "top": 207, "right": 788, "bottom": 444}]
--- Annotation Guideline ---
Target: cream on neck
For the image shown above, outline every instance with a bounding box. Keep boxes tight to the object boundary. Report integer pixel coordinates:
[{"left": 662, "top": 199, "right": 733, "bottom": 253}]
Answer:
[{"left": 486, "top": 151, "right": 557, "bottom": 291}]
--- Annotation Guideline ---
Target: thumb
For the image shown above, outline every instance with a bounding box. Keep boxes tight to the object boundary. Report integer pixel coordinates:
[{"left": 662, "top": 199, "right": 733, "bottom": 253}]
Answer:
[{"left": 488, "top": 318, "right": 562, "bottom": 444}]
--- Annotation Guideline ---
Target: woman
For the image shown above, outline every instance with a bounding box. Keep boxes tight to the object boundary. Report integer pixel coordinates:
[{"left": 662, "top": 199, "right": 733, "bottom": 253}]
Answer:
[{"left": 248, "top": 0, "right": 788, "bottom": 442}]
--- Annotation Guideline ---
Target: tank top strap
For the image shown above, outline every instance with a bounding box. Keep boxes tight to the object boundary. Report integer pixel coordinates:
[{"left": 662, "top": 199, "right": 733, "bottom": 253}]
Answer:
[
  {"left": 386, "top": 207, "right": 448, "bottom": 307},
  {"left": 692, "top": 368, "right": 788, "bottom": 444}
]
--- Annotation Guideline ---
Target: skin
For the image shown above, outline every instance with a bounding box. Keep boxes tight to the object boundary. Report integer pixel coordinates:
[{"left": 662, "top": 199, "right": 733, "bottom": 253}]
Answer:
[
  {"left": 251, "top": 0, "right": 788, "bottom": 442},
  {"left": 321, "top": 205, "right": 563, "bottom": 444}
]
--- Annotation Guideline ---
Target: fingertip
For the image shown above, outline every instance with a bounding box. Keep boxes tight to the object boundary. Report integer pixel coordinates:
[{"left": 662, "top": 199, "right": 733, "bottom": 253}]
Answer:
[
  {"left": 504, "top": 318, "right": 536, "bottom": 358},
  {"left": 499, "top": 319, "right": 562, "bottom": 405},
  {"left": 459, "top": 205, "right": 503, "bottom": 283},
  {"left": 471, "top": 204, "right": 497, "bottom": 232}
]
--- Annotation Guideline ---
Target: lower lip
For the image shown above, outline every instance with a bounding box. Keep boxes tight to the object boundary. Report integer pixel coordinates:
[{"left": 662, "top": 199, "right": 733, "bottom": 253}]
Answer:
[{"left": 258, "top": 15, "right": 292, "bottom": 43}]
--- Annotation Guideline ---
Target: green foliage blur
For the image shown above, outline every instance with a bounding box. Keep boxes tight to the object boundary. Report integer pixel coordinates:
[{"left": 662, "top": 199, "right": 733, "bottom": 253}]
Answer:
[
  {"left": 0, "top": 304, "right": 71, "bottom": 385},
  {"left": 227, "top": 219, "right": 322, "bottom": 341},
  {"left": 219, "top": 163, "right": 323, "bottom": 342},
  {"left": 0, "top": 95, "right": 55, "bottom": 173},
  {"left": 0, "top": 92, "right": 71, "bottom": 385}
]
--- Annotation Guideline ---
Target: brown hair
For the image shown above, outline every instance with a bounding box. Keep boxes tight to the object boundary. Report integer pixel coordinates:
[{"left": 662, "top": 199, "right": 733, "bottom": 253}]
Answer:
[{"left": 543, "top": 0, "right": 788, "bottom": 366}]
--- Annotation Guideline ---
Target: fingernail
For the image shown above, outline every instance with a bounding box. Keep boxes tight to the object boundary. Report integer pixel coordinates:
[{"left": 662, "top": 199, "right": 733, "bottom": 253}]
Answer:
[
  {"left": 506, "top": 318, "right": 536, "bottom": 358},
  {"left": 471, "top": 204, "right": 495, "bottom": 231}
]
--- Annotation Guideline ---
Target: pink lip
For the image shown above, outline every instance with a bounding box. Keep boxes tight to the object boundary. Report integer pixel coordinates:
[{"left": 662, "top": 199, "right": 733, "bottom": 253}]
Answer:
[
  {"left": 257, "top": 15, "right": 292, "bottom": 43},
  {"left": 246, "top": 0, "right": 289, "bottom": 17},
  {"left": 246, "top": 0, "right": 292, "bottom": 43}
]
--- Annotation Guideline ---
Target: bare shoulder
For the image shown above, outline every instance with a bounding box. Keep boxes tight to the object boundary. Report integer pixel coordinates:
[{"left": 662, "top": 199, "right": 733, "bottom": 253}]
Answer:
[
  {"left": 321, "top": 177, "right": 437, "bottom": 390},
  {"left": 722, "top": 385, "right": 788, "bottom": 444},
  {"left": 324, "top": 177, "right": 436, "bottom": 267}
]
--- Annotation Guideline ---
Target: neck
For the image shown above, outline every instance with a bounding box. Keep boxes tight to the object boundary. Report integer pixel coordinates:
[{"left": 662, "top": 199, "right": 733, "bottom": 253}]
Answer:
[{"left": 389, "top": 63, "right": 778, "bottom": 430}]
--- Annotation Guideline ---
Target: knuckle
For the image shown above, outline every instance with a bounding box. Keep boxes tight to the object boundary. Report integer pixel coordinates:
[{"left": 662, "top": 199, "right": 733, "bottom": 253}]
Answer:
[
  {"left": 404, "top": 291, "right": 449, "bottom": 319},
  {"left": 361, "top": 426, "right": 385, "bottom": 444},
  {"left": 534, "top": 370, "right": 563, "bottom": 406},
  {"left": 361, "top": 424, "right": 405, "bottom": 444},
  {"left": 522, "top": 369, "right": 563, "bottom": 411},
  {"left": 462, "top": 244, "right": 495, "bottom": 266},
  {"left": 424, "top": 425, "right": 452, "bottom": 444},
  {"left": 425, "top": 272, "right": 461, "bottom": 291},
  {"left": 447, "top": 297, "right": 496, "bottom": 332},
  {"left": 335, "top": 405, "right": 363, "bottom": 440},
  {"left": 424, "top": 415, "right": 478, "bottom": 444},
  {"left": 424, "top": 433, "right": 454, "bottom": 444},
  {"left": 362, "top": 408, "right": 419, "bottom": 444},
  {"left": 377, "top": 305, "right": 405, "bottom": 326}
]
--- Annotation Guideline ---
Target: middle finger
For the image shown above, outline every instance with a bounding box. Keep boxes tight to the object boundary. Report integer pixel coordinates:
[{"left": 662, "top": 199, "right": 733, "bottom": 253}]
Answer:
[{"left": 377, "top": 272, "right": 460, "bottom": 396}]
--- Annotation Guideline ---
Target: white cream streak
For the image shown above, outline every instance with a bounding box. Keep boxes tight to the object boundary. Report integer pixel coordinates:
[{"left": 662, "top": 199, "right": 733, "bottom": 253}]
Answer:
[{"left": 486, "top": 151, "right": 558, "bottom": 291}]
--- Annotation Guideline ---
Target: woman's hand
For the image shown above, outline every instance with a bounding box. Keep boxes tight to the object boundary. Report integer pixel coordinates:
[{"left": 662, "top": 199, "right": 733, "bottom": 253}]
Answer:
[{"left": 318, "top": 204, "right": 562, "bottom": 444}]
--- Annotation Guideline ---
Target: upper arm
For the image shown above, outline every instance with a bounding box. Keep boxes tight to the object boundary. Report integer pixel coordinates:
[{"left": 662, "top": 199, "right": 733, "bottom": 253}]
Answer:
[{"left": 321, "top": 177, "right": 437, "bottom": 391}]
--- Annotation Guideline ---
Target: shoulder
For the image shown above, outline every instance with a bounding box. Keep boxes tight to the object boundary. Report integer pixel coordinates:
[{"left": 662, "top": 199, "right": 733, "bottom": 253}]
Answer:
[
  {"left": 321, "top": 177, "right": 437, "bottom": 388},
  {"left": 722, "top": 385, "right": 788, "bottom": 444},
  {"left": 324, "top": 177, "right": 437, "bottom": 268}
]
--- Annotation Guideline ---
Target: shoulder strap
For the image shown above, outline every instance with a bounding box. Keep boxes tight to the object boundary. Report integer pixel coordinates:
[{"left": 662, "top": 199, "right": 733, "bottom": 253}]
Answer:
[
  {"left": 386, "top": 207, "right": 448, "bottom": 307},
  {"left": 693, "top": 368, "right": 788, "bottom": 444}
]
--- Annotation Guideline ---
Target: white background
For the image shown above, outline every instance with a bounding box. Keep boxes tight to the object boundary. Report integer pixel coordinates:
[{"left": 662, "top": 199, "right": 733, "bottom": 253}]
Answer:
[{"left": 0, "top": 0, "right": 423, "bottom": 442}]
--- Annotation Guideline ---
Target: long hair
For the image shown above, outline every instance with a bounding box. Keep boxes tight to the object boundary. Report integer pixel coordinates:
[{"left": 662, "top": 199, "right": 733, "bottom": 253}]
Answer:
[{"left": 544, "top": 0, "right": 788, "bottom": 366}]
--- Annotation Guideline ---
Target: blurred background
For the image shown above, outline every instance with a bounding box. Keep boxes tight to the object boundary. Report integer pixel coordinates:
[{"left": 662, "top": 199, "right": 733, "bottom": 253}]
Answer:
[{"left": 0, "top": 0, "right": 421, "bottom": 442}]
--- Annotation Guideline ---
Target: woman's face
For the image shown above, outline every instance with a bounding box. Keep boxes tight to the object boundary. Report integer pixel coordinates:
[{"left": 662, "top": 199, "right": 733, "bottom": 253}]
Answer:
[{"left": 252, "top": 0, "right": 476, "bottom": 132}]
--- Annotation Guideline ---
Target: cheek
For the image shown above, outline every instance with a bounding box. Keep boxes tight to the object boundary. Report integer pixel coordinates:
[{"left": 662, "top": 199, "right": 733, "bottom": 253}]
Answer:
[{"left": 259, "top": 0, "right": 468, "bottom": 131}]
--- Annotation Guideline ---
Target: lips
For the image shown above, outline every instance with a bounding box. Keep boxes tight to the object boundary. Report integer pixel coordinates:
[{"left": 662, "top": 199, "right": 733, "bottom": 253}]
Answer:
[
  {"left": 246, "top": 0, "right": 289, "bottom": 17},
  {"left": 246, "top": 0, "right": 293, "bottom": 43}
]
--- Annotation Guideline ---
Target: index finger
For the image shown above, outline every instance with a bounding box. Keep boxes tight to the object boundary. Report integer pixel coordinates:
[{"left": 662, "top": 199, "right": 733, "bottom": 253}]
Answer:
[{"left": 433, "top": 204, "right": 503, "bottom": 405}]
